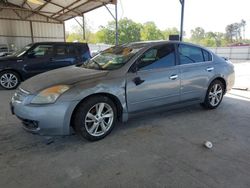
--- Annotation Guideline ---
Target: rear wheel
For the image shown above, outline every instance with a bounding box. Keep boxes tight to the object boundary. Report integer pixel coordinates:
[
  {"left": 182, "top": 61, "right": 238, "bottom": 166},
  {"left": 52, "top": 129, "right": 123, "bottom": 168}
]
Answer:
[
  {"left": 73, "top": 96, "right": 117, "bottom": 141},
  {"left": 201, "top": 80, "right": 225, "bottom": 109},
  {"left": 0, "top": 71, "right": 21, "bottom": 90}
]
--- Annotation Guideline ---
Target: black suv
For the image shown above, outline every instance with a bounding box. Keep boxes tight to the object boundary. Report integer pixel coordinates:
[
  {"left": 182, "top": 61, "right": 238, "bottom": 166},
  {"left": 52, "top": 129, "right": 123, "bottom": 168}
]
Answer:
[{"left": 0, "top": 42, "right": 91, "bottom": 89}]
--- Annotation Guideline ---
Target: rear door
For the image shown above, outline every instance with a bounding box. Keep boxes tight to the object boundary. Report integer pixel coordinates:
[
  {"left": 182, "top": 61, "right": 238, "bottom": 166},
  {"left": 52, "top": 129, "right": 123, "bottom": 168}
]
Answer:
[
  {"left": 126, "top": 43, "right": 180, "bottom": 112},
  {"left": 49, "top": 44, "right": 80, "bottom": 69},
  {"left": 177, "top": 44, "right": 214, "bottom": 101}
]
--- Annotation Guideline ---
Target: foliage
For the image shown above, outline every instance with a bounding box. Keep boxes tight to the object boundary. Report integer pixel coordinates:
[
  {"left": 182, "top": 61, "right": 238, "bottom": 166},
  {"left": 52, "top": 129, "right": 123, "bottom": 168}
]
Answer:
[
  {"left": 140, "top": 22, "right": 164, "bottom": 41},
  {"left": 66, "top": 17, "right": 248, "bottom": 47},
  {"left": 162, "top": 27, "right": 179, "bottom": 40},
  {"left": 96, "top": 18, "right": 142, "bottom": 45},
  {"left": 225, "top": 19, "right": 247, "bottom": 42}
]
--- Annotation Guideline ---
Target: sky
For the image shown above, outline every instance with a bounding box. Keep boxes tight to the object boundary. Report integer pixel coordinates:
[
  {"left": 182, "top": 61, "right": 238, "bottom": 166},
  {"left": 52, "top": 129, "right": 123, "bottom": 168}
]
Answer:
[{"left": 65, "top": 0, "right": 250, "bottom": 39}]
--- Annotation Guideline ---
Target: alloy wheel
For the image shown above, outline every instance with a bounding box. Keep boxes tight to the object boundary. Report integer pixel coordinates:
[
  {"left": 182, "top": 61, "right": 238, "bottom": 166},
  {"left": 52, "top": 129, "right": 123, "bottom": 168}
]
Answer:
[
  {"left": 85, "top": 102, "right": 114, "bottom": 137},
  {"left": 208, "top": 83, "right": 223, "bottom": 107},
  {"left": 0, "top": 73, "right": 18, "bottom": 89}
]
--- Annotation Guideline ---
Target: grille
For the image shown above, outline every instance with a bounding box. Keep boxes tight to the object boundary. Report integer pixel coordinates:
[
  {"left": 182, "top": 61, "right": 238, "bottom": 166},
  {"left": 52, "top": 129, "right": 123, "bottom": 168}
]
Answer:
[{"left": 12, "top": 88, "right": 30, "bottom": 103}]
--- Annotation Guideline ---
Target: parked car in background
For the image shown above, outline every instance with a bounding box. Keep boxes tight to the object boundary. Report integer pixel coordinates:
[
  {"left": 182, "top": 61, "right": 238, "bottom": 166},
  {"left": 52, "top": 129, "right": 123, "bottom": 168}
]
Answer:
[
  {"left": 0, "top": 44, "right": 11, "bottom": 57},
  {"left": 10, "top": 41, "right": 235, "bottom": 141},
  {"left": 0, "top": 42, "right": 91, "bottom": 89}
]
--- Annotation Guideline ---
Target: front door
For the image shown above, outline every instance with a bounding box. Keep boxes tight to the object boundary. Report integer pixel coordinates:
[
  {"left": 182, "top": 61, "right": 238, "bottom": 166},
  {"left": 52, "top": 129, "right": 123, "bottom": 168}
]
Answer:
[
  {"left": 23, "top": 44, "right": 54, "bottom": 78},
  {"left": 126, "top": 44, "right": 180, "bottom": 112}
]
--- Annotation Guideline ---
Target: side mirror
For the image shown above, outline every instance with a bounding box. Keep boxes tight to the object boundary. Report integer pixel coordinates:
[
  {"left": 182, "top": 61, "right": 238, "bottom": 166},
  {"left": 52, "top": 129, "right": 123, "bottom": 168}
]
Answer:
[{"left": 129, "top": 61, "right": 139, "bottom": 73}]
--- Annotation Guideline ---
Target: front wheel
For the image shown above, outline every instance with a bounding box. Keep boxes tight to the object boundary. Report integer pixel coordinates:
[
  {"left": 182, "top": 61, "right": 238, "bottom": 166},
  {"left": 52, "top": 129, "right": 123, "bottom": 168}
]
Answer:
[
  {"left": 0, "top": 71, "right": 21, "bottom": 90},
  {"left": 73, "top": 96, "right": 117, "bottom": 141},
  {"left": 201, "top": 80, "right": 225, "bottom": 109}
]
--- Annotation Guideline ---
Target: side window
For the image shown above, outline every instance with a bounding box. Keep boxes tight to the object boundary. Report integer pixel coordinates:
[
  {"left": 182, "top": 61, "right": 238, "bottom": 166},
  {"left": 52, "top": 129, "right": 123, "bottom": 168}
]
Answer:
[
  {"left": 202, "top": 49, "right": 212, "bottom": 61},
  {"left": 55, "top": 45, "right": 67, "bottom": 56},
  {"left": 138, "top": 44, "right": 175, "bottom": 71},
  {"left": 29, "top": 45, "right": 53, "bottom": 57},
  {"left": 178, "top": 44, "right": 204, "bottom": 64},
  {"left": 67, "top": 45, "right": 77, "bottom": 56}
]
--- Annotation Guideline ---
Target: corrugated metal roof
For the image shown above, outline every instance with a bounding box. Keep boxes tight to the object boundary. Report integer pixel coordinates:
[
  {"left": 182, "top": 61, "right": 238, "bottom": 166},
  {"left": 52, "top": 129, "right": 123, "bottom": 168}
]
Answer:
[{"left": 1, "top": 0, "right": 116, "bottom": 22}]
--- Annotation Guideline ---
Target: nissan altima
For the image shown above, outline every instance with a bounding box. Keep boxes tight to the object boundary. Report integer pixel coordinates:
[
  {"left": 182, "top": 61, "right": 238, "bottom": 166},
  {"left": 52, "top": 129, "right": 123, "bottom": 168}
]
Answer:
[{"left": 10, "top": 41, "right": 235, "bottom": 141}]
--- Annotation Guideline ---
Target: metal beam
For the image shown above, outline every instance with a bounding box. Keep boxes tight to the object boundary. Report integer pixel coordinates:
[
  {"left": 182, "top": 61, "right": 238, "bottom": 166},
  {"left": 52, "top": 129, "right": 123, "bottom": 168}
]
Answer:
[
  {"left": 12, "top": 9, "right": 23, "bottom": 19},
  {"left": 103, "top": 2, "right": 118, "bottom": 45},
  {"left": 0, "top": 4, "right": 61, "bottom": 22},
  {"left": 63, "top": 3, "right": 104, "bottom": 21},
  {"left": 21, "top": 0, "right": 28, "bottom": 8},
  {"left": 24, "top": 0, "right": 51, "bottom": 20},
  {"left": 51, "top": 0, "right": 83, "bottom": 18},
  {"left": 103, "top": 4, "right": 115, "bottom": 20},
  {"left": 43, "top": 0, "right": 81, "bottom": 16},
  {"left": 0, "top": 17, "right": 61, "bottom": 24},
  {"left": 0, "top": 6, "right": 55, "bottom": 15}
]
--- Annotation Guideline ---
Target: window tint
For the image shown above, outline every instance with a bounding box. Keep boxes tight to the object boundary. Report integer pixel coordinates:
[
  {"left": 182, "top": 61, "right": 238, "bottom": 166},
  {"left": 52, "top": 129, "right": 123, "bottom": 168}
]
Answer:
[
  {"left": 30, "top": 45, "right": 53, "bottom": 57},
  {"left": 67, "top": 46, "right": 76, "bottom": 55},
  {"left": 138, "top": 44, "right": 175, "bottom": 70},
  {"left": 202, "top": 49, "right": 212, "bottom": 61},
  {"left": 178, "top": 44, "right": 204, "bottom": 64},
  {"left": 55, "top": 45, "right": 77, "bottom": 56},
  {"left": 55, "top": 45, "right": 67, "bottom": 56}
]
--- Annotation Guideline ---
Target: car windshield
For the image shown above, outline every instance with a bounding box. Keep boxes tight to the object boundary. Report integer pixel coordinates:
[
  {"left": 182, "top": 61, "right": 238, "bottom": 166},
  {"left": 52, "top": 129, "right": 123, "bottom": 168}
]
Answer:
[
  {"left": 82, "top": 44, "right": 143, "bottom": 70},
  {"left": 13, "top": 44, "right": 32, "bottom": 57}
]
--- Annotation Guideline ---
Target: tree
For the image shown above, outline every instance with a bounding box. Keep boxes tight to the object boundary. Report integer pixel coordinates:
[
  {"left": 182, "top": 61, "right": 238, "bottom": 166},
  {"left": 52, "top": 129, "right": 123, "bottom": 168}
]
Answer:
[
  {"left": 190, "top": 27, "right": 205, "bottom": 43},
  {"left": 162, "top": 27, "right": 179, "bottom": 40},
  {"left": 140, "top": 22, "right": 164, "bottom": 41},
  {"left": 203, "top": 32, "right": 226, "bottom": 47},
  {"left": 226, "top": 20, "right": 247, "bottom": 43},
  {"left": 66, "top": 20, "right": 98, "bottom": 43},
  {"left": 96, "top": 18, "right": 142, "bottom": 44},
  {"left": 240, "top": 19, "right": 246, "bottom": 40}
]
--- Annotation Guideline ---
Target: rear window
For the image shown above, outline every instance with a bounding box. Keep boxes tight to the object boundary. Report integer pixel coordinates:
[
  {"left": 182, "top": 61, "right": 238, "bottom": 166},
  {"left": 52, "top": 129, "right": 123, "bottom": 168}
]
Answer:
[
  {"left": 178, "top": 44, "right": 204, "bottom": 64},
  {"left": 178, "top": 44, "right": 212, "bottom": 64},
  {"left": 202, "top": 49, "right": 212, "bottom": 61}
]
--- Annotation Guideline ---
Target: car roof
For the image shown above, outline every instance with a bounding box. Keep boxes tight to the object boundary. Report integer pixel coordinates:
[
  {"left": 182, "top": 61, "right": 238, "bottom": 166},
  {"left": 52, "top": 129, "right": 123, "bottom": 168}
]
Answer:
[
  {"left": 125, "top": 40, "right": 210, "bottom": 52},
  {"left": 31, "top": 42, "right": 88, "bottom": 46}
]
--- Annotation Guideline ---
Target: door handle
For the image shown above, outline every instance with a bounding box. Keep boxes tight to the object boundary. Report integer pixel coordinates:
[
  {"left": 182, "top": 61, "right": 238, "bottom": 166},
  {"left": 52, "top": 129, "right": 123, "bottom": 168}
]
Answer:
[
  {"left": 133, "top": 77, "right": 145, "bottom": 86},
  {"left": 206, "top": 67, "right": 214, "bottom": 72},
  {"left": 169, "top": 74, "right": 178, "bottom": 80},
  {"left": 17, "top": 59, "right": 23, "bottom": 62}
]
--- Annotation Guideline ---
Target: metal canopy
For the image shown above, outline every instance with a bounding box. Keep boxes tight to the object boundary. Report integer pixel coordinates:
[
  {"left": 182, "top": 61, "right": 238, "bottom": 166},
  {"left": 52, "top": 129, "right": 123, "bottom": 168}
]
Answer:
[{"left": 1, "top": 0, "right": 116, "bottom": 22}]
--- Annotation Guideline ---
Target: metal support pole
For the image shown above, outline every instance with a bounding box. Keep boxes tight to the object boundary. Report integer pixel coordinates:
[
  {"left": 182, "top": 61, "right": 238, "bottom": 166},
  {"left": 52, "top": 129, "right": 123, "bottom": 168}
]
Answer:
[
  {"left": 63, "top": 21, "right": 66, "bottom": 42},
  {"left": 29, "top": 21, "right": 34, "bottom": 43},
  {"left": 82, "top": 14, "right": 86, "bottom": 41},
  {"left": 115, "top": 2, "right": 118, "bottom": 45},
  {"left": 179, "top": 0, "right": 185, "bottom": 41}
]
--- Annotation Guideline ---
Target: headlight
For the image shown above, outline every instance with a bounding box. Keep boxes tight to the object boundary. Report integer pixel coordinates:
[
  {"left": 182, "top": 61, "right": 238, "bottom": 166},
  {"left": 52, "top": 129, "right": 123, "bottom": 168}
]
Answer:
[{"left": 31, "top": 85, "right": 70, "bottom": 104}]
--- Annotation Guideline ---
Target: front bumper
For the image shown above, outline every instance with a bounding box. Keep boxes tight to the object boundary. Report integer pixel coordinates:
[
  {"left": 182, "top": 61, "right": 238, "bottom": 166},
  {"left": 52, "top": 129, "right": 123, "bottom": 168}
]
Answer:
[{"left": 11, "top": 98, "right": 79, "bottom": 136}]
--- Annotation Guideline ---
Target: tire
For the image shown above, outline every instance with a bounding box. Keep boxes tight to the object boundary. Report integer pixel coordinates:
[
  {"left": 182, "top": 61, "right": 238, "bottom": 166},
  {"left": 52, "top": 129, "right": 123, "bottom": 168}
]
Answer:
[
  {"left": 73, "top": 95, "right": 117, "bottom": 141},
  {"left": 0, "top": 70, "right": 21, "bottom": 90},
  {"left": 201, "top": 80, "right": 225, "bottom": 109}
]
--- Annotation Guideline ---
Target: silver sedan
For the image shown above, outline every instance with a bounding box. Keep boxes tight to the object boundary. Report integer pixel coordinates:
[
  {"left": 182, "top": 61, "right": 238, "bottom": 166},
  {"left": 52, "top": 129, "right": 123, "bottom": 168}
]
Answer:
[{"left": 10, "top": 41, "right": 235, "bottom": 141}]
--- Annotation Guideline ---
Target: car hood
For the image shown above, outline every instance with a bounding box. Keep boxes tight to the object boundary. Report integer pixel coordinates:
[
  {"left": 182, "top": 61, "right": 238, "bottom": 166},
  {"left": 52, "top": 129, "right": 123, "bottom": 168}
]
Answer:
[
  {"left": 21, "top": 66, "right": 109, "bottom": 93},
  {"left": 0, "top": 55, "right": 18, "bottom": 62}
]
